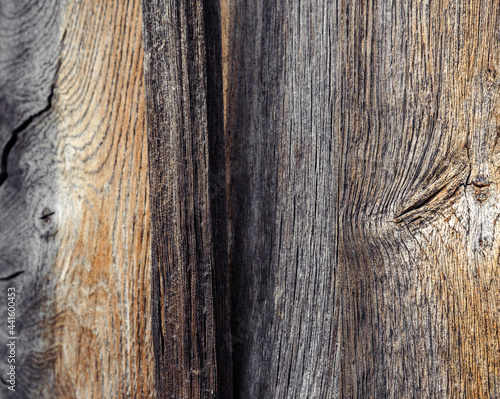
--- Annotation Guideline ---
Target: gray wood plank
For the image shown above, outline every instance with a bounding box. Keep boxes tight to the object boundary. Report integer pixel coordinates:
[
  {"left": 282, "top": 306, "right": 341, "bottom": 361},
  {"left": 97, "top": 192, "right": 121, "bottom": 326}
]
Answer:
[
  {"left": 0, "top": 1, "right": 64, "bottom": 396},
  {"left": 222, "top": 0, "right": 500, "bottom": 397},
  {"left": 222, "top": 1, "right": 342, "bottom": 397}
]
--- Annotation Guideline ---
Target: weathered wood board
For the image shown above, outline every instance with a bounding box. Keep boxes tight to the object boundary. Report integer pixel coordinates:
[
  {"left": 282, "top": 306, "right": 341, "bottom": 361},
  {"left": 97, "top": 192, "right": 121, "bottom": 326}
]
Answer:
[
  {"left": 141, "top": 0, "right": 232, "bottom": 398},
  {"left": 0, "top": 0, "right": 154, "bottom": 397},
  {"left": 221, "top": 1, "right": 342, "bottom": 397},
  {"left": 222, "top": 0, "right": 500, "bottom": 398}
]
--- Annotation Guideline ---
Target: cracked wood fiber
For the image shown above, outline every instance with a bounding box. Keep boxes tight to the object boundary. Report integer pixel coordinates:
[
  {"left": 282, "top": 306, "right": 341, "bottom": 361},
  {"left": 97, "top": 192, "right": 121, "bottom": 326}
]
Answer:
[
  {"left": 222, "top": 0, "right": 500, "bottom": 397},
  {"left": 141, "top": 0, "right": 232, "bottom": 398},
  {"left": 0, "top": 0, "right": 154, "bottom": 397}
]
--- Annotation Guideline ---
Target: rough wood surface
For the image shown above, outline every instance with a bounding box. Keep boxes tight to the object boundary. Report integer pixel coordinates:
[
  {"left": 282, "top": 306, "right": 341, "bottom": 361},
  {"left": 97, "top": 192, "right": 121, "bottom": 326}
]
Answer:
[
  {"left": 0, "top": 0, "right": 154, "bottom": 397},
  {"left": 222, "top": 1, "right": 341, "bottom": 397},
  {"left": 141, "top": 0, "right": 232, "bottom": 397},
  {"left": 4, "top": 0, "right": 500, "bottom": 397},
  {"left": 222, "top": 0, "right": 500, "bottom": 398}
]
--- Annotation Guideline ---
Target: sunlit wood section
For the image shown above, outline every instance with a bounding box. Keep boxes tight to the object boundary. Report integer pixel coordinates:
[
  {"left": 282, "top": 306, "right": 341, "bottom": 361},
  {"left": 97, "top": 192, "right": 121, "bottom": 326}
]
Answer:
[{"left": 0, "top": 0, "right": 154, "bottom": 397}]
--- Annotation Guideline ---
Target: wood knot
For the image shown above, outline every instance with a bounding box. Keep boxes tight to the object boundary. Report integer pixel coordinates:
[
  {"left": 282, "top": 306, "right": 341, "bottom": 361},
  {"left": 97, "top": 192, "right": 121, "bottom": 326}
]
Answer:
[
  {"left": 471, "top": 175, "right": 491, "bottom": 188},
  {"left": 36, "top": 207, "right": 58, "bottom": 238},
  {"left": 40, "top": 208, "right": 55, "bottom": 223},
  {"left": 486, "top": 66, "right": 498, "bottom": 82},
  {"left": 470, "top": 175, "right": 492, "bottom": 202}
]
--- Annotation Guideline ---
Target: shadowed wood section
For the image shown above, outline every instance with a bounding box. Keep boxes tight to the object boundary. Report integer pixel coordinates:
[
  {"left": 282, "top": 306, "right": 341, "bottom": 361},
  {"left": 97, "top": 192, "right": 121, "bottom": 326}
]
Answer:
[
  {"left": 222, "top": 1, "right": 342, "bottom": 397},
  {"left": 0, "top": 0, "right": 154, "bottom": 397},
  {"left": 141, "top": 0, "right": 232, "bottom": 397},
  {"left": 222, "top": 0, "right": 500, "bottom": 398}
]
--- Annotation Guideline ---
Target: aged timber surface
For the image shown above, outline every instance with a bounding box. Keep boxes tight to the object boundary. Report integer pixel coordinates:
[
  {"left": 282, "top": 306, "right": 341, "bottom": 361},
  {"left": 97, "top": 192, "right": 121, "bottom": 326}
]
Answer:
[
  {"left": 222, "top": 1, "right": 341, "bottom": 397},
  {"left": 222, "top": 0, "right": 500, "bottom": 398},
  {"left": 0, "top": 0, "right": 154, "bottom": 397},
  {"left": 141, "top": 0, "right": 232, "bottom": 398}
]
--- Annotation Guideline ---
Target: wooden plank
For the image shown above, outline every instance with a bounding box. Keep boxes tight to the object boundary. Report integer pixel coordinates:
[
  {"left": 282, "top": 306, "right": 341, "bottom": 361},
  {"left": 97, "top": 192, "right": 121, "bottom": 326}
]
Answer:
[
  {"left": 342, "top": 1, "right": 500, "bottom": 398},
  {"left": 222, "top": 0, "right": 500, "bottom": 397},
  {"left": 0, "top": 1, "right": 65, "bottom": 397},
  {"left": 0, "top": 0, "right": 154, "bottom": 397},
  {"left": 337, "top": 1, "right": 500, "bottom": 397},
  {"left": 222, "top": 1, "right": 342, "bottom": 397},
  {"left": 141, "top": 0, "right": 232, "bottom": 397}
]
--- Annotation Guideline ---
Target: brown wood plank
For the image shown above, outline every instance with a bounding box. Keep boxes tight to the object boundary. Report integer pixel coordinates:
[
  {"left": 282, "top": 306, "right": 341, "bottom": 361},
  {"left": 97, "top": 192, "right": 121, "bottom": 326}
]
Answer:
[
  {"left": 0, "top": 0, "right": 154, "bottom": 397},
  {"left": 141, "top": 0, "right": 232, "bottom": 397},
  {"left": 338, "top": 1, "right": 500, "bottom": 397}
]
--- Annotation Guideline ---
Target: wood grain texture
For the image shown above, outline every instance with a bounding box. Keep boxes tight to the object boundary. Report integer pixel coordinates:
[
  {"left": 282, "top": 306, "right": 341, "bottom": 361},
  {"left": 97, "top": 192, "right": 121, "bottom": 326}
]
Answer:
[
  {"left": 222, "top": 0, "right": 500, "bottom": 398},
  {"left": 141, "top": 0, "right": 232, "bottom": 397},
  {"left": 338, "top": 1, "right": 500, "bottom": 397},
  {"left": 222, "top": 1, "right": 341, "bottom": 397},
  {"left": 0, "top": 1, "right": 65, "bottom": 397},
  {"left": 0, "top": 0, "right": 154, "bottom": 397}
]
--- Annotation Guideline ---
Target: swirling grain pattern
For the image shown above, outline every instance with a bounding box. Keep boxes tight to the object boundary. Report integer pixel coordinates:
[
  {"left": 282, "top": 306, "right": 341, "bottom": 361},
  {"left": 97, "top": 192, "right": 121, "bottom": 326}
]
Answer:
[
  {"left": 222, "top": 0, "right": 500, "bottom": 398},
  {"left": 0, "top": 0, "right": 154, "bottom": 397}
]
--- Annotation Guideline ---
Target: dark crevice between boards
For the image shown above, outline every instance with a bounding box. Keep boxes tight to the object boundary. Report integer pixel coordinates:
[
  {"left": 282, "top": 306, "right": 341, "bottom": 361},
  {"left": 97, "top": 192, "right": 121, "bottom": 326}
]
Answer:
[{"left": 203, "top": 0, "right": 233, "bottom": 395}]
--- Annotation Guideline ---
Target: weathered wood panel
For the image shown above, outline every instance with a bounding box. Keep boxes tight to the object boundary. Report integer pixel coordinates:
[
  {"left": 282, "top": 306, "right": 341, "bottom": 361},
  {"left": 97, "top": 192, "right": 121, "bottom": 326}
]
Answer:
[
  {"left": 0, "top": 1, "right": 65, "bottom": 397},
  {"left": 4, "top": 0, "right": 499, "bottom": 397},
  {"left": 141, "top": 0, "right": 232, "bottom": 397},
  {"left": 0, "top": 0, "right": 154, "bottom": 397},
  {"left": 222, "top": 1, "right": 341, "bottom": 397},
  {"left": 222, "top": 0, "right": 500, "bottom": 398}
]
